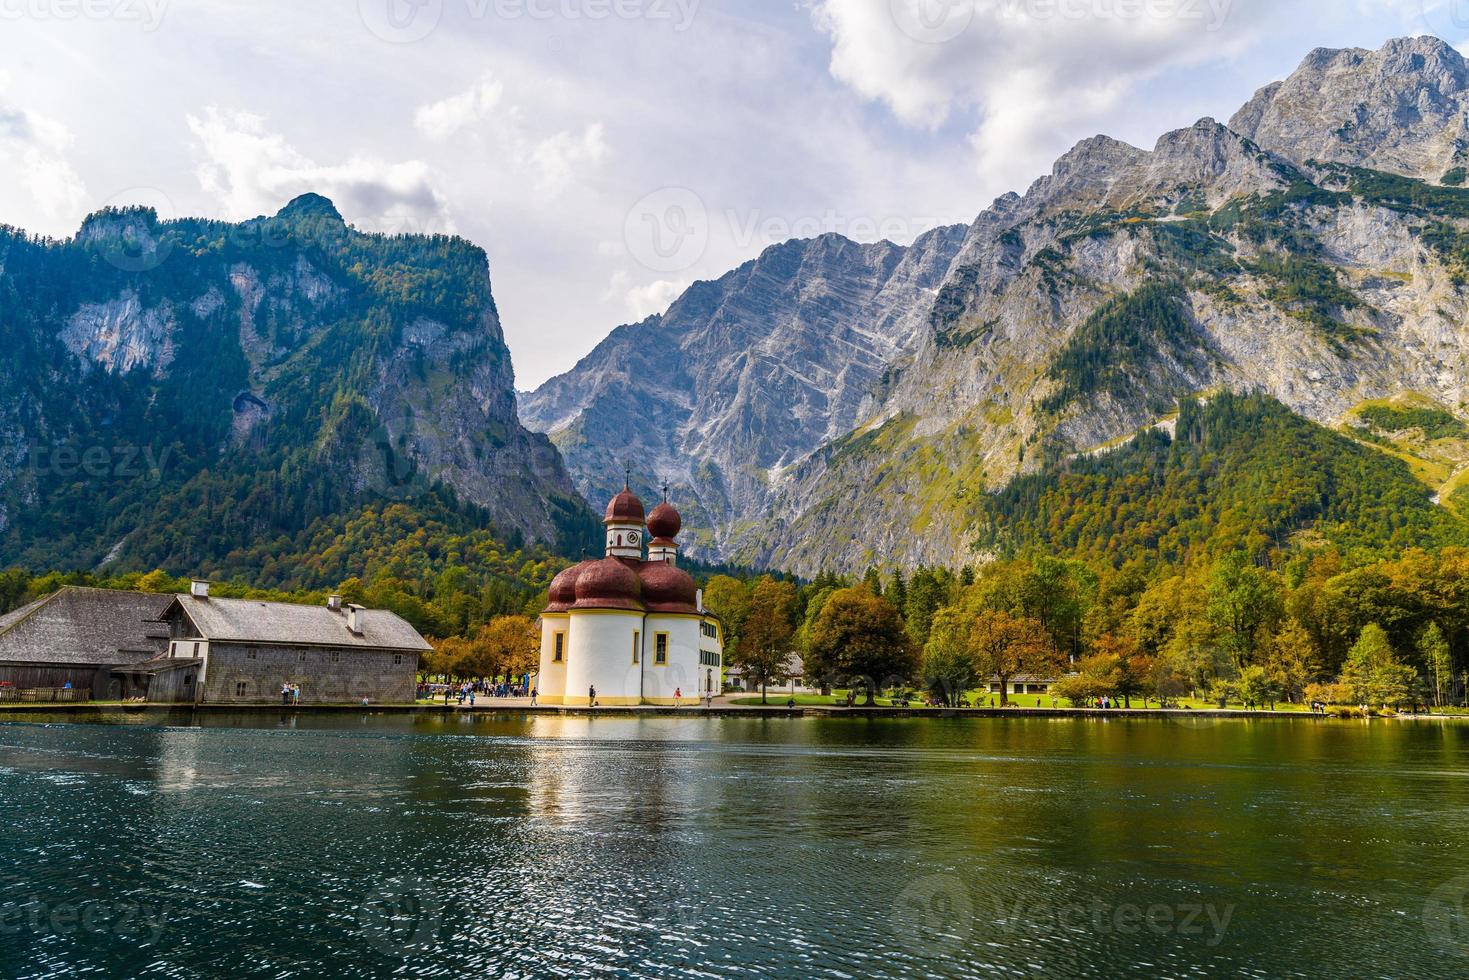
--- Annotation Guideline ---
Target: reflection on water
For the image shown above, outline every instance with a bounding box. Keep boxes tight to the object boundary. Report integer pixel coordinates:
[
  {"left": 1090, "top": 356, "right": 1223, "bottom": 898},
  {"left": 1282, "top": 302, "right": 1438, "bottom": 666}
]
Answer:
[{"left": 0, "top": 714, "right": 1467, "bottom": 977}]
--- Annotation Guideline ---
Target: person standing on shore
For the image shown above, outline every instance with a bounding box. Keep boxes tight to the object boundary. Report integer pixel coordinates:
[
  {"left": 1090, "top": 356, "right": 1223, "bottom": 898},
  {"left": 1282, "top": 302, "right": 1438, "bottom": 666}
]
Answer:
[{"left": 589, "top": 685, "right": 597, "bottom": 707}]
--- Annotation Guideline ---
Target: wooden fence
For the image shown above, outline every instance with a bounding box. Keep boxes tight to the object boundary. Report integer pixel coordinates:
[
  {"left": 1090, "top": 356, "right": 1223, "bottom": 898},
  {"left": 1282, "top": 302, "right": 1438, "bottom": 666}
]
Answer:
[{"left": 0, "top": 687, "right": 90, "bottom": 703}]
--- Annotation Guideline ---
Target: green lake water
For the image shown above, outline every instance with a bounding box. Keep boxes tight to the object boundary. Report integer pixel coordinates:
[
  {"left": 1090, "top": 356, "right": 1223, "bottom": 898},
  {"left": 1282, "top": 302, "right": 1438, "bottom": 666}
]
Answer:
[{"left": 1, "top": 712, "right": 1467, "bottom": 977}]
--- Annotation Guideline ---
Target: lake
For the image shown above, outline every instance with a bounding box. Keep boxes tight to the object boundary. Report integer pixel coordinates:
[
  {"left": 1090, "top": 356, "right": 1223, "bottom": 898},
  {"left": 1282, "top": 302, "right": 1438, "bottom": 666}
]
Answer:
[{"left": 0, "top": 712, "right": 1467, "bottom": 977}]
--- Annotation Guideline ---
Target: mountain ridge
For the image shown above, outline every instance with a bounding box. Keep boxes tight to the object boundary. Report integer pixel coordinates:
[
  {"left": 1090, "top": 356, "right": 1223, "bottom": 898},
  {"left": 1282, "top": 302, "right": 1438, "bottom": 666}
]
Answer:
[
  {"left": 523, "top": 34, "right": 1469, "bottom": 575},
  {"left": 0, "top": 194, "right": 598, "bottom": 581}
]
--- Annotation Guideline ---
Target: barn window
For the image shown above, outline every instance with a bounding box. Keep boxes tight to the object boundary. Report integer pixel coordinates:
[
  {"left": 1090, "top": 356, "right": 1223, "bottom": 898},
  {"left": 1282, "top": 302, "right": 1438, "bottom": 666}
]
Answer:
[
  {"left": 247, "top": 649, "right": 258, "bottom": 660},
  {"left": 235, "top": 681, "right": 248, "bottom": 697},
  {"left": 330, "top": 651, "right": 341, "bottom": 664},
  {"left": 393, "top": 654, "right": 403, "bottom": 666},
  {"left": 299, "top": 652, "right": 308, "bottom": 662}
]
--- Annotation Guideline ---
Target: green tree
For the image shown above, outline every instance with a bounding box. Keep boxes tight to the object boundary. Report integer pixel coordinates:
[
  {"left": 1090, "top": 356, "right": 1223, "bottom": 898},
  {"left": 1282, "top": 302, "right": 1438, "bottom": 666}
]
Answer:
[
  {"left": 1206, "top": 552, "right": 1283, "bottom": 670},
  {"left": 904, "top": 568, "right": 952, "bottom": 648},
  {"left": 921, "top": 607, "right": 977, "bottom": 707},
  {"left": 1236, "top": 665, "right": 1282, "bottom": 710},
  {"left": 1338, "top": 624, "right": 1416, "bottom": 709},
  {"left": 805, "top": 586, "right": 914, "bottom": 705},
  {"left": 738, "top": 577, "right": 798, "bottom": 704},
  {"left": 1262, "top": 620, "right": 1318, "bottom": 705},
  {"left": 1419, "top": 622, "right": 1453, "bottom": 708},
  {"left": 703, "top": 575, "right": 752, "bottom": 664}
]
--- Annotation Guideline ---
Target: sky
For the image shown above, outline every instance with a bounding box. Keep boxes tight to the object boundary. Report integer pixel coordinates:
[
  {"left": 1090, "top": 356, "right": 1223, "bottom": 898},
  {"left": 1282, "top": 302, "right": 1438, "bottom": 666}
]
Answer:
[{"left": 0, "top": 0, "right": 1461, "bottom": 388}]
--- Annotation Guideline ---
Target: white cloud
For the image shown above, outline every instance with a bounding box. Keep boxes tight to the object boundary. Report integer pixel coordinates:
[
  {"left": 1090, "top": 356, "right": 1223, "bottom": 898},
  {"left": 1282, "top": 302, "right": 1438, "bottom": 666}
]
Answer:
[
  {"left": 186, "top": 107, "right": 452, "bottom": 232},
  {"left": 528, "top": 123, "right": 608, "bottom": 194},
  {"left": 604, "top": 270, "right": 685, "bottom": 320},
  {"left": 411, "top": 74, "right": 608, "bottom": 196},
  {"left": 814, "top": 0, "right": 1266, "bottom": 192},
  {"left": 0, "top": 84, "right": 86, "bottom": 226},
  {"left": 415, "top": 74, "right": 505, "bottom": 140}
]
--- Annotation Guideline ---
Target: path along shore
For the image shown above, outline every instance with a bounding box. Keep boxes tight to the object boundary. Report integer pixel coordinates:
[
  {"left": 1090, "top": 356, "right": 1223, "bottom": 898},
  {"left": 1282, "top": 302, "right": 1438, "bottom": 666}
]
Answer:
[{"left": 0, "top": 699, "right": 1462, "bottom": 721}]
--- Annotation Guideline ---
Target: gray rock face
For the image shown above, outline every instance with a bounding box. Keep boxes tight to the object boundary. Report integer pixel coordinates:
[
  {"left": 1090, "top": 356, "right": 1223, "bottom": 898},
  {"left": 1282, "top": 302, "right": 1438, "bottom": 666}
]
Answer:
[
  {"left": 542, "top": 35, "right": 1469, "bottom": 574},
  {"left": 520, "top": 227, "right": 967, "bottom": 556},
  {"left": 0, "top": 196, "right": 590, "bottom": 568},
  {"left": 1230, "top": 36, "right": 1469, "bottom": 179}
]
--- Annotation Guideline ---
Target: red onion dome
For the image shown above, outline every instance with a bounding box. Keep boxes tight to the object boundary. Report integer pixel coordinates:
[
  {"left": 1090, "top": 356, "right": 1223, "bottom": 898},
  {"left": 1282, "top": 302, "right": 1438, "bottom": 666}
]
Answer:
[
  {"left": 545, "top": 560, "right": 595, "bottom": 613},
  {"left": 604, "top": 488, "right": 646, "bottom": 526},
  {"left": 572, "top": 557, "right": 644, "bottom": 611},
  {"left": 646, "top": 501, "right": 681, "bottom": 541},
  {"left": 639, "top": 561, "right": 699, "bottom": 614}
]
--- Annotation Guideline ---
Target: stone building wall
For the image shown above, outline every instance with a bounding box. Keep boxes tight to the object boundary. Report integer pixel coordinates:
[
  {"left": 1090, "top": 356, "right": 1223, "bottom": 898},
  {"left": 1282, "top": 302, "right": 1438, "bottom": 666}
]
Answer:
[{"left": 201, "top": 643, "right": 418, "bottom": 704}]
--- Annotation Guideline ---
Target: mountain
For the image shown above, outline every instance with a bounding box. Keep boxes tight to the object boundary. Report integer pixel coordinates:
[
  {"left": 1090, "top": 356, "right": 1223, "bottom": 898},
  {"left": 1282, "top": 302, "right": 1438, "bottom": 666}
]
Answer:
[
  {"left": 0, "top": 195, "right": 598, "bottom": 583},
  {"left": 524, "top": 34, "right": 1469, "bottom": 575},
  {"left": 519, "top": 226, "right": 967, "bottom": 553}
]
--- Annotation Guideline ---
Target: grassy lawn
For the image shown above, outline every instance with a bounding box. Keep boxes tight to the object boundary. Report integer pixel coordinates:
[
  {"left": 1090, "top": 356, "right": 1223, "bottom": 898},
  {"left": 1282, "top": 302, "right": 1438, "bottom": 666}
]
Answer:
[{"left": 729, "top": 691, "right": 1325, "bottom": 711}]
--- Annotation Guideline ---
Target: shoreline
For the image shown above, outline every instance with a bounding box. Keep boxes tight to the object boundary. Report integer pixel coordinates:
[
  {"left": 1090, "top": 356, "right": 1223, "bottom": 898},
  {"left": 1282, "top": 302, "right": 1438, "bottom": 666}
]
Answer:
[{"left": 0, "top": 702, "right": 1463, "bottom": 722}]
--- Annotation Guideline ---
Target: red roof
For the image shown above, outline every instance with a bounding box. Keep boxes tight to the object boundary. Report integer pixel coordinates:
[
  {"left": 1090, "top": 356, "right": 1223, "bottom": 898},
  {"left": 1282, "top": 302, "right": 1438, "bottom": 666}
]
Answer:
[
  {"left": 639, "top": 562, "right": 699, "bottom": 614},
  {"left": 647, "top": 501, "right": 681, "bottom": 540},
  {"left": 604, "top": 488, "right": 646, "bottom": 526},
  {"left": 544, "top": 560, "right": 596, "bottom": 613},
  {"left": 571, "top": 557, "right": 644, "bottom": 611}
]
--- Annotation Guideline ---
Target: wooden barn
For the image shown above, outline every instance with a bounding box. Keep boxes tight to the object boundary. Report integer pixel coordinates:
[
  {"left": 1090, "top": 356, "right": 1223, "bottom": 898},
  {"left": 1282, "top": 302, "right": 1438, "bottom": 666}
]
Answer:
[{"left": 0, "top": 587, "right": 175, "bottom": 701}]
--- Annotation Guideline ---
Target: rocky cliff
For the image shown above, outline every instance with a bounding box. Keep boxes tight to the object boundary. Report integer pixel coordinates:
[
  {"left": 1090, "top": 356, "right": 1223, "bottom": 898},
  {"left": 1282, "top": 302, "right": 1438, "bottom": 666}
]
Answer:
[
  {"left": 520, "top": 226, "right": 967, "bottom": 555},
  {"left": 525, "top": 35, "right": 1469, "bottom": 575},
  {"left": 0, "top": 194, "right": 595, "bottom": 576}
]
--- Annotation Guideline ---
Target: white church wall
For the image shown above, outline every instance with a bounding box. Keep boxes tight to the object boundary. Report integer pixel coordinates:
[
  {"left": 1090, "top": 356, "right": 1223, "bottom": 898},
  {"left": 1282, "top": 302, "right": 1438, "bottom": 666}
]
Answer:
[
  {"left": 640, "top": 615, "right": 704, "bottom": 704},
  {"left": 564, "top": 610, "right": 645, "bottom": 706},
  {"left": 537, "top": 612, "right": 570, "bottom": 704}
]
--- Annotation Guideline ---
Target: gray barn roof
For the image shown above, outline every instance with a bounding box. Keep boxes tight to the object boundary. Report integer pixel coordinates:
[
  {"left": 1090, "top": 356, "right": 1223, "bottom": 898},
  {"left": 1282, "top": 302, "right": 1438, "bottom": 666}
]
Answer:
[
  {"left": 0, "top": 587, "right": 174, "bottom": 666},
  {"left": 169, "top": 595, "right": 431, "bottom": 652}
]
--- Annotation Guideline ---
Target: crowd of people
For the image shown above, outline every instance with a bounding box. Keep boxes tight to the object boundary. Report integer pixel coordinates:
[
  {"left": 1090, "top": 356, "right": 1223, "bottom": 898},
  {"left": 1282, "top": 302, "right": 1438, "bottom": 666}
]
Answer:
[{"left": 417, "top": 680, "right": 535, "bottom": 705}]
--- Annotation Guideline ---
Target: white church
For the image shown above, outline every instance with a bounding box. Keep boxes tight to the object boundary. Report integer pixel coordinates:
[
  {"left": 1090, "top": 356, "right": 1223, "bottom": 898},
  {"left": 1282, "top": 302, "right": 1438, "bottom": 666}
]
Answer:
[{"left": 536, "top": 483, "right": 724, "bottom": 706}]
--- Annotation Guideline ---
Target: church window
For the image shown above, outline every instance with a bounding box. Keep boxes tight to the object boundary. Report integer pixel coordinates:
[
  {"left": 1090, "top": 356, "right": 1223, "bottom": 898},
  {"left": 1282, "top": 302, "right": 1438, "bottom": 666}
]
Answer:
[
  {"left": 554, "top": 632, "right": 566, "bottom": 662},
  {"left": 632, "top": 631, "right": 640, "bottom": 664},
  {"left": 655, "top": 633, "right": 669, "bottom": 665}
]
